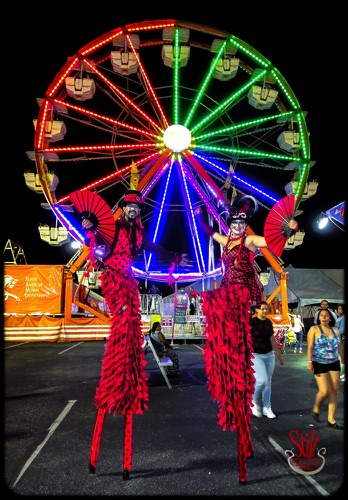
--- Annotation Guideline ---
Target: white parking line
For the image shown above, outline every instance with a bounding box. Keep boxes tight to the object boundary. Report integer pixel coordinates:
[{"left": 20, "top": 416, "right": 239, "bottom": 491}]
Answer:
[
  {"left": 12, "top": 400, "right": 77, "bottom": 487},
  {"left": 58, "top": 342, "right": 84, "bottom": 354},
  {"left": 4, "top": 342, "right": 30, "bottom": 349}
]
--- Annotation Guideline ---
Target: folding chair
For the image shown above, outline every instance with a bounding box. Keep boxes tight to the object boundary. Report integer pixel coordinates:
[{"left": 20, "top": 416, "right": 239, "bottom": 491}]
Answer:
[{"left": 142, "top": 335, "right": 173, "bottom": 389}]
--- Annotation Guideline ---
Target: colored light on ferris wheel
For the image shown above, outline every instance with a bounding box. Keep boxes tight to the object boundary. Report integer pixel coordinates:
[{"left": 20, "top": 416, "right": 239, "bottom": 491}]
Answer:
[{"left": 163, "top": 125, "right": 191, "bottom": 152}]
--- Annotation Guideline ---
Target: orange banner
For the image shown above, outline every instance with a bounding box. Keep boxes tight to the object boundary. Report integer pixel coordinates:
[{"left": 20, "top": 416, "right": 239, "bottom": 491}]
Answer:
[
  {"left": 4, "top": 265, "right": 64, "bottom": 314},
  {"left": 4, "top": 315, "right": 111, "bottom": 342}
]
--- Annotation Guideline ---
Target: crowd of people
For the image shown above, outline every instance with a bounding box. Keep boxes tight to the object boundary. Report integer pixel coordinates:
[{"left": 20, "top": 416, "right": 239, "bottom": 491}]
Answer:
[{"left": 80, "top": 185, "right": 344, "bottom": 484}]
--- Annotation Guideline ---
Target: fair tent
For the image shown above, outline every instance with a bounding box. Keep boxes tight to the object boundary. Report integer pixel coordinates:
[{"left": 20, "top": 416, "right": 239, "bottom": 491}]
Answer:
[{"left": 263, "top": 265, "right": 344, "bottom": 307}]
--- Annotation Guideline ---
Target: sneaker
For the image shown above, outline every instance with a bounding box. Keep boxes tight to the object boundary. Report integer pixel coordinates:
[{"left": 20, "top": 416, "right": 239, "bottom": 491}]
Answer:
[
  {"left": 340, "top": 374, "right": 345, "bottom": 382},
  {"left": 251, "top": 403, "right": 262, "bottom": 418},
  {"left": 293, "top": 349, "right": 297, "bottom": 354},
  {"left": 263, "top": 407, "right": 276, "bottom": 419},
  {"left": 298, "top": 349, "right": 302, "bottom": 354}
]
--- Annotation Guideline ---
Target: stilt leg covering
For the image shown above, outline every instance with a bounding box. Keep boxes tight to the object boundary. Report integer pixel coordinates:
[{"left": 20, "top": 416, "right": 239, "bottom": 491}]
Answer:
[
  {"left": 123, "top": 411, "right": 133, "bottom": 476},
  {"left": 89, "top": 408, "right": 106, "bottom": 472},
  {"left": 201, "top": 283, "right": 255, "bottom": 484}
]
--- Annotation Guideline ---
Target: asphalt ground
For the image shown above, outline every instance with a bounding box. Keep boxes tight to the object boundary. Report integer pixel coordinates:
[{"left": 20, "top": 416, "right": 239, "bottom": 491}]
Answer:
[{"left": 3, "top": 340, "right": 345, "bottom": 497}]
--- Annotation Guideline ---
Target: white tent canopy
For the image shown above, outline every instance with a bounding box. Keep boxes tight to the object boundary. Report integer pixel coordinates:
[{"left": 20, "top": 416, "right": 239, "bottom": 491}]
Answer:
[{"left": 264, "top": 265, "right": 344, "bottom": 320}]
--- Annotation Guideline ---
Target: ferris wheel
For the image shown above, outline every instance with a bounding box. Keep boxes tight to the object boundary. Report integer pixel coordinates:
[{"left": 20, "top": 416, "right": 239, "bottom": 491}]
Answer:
[{"left": 29, "top": 19, "right": 311, "bottom": 283}]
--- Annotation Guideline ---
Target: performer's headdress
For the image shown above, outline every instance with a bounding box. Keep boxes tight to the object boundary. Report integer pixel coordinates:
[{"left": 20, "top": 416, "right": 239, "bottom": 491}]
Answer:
[
  {"left": 226, "top": 195, "right": 258, "bottom": 226},
  {"left": 118, "top": 189, "right": 145, "bottom": 211}
]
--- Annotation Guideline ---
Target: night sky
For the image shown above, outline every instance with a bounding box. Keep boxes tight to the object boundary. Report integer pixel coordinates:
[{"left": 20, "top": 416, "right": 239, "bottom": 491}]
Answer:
[{"left": 4, "top": 6, "right": 345, "bottom": 286}]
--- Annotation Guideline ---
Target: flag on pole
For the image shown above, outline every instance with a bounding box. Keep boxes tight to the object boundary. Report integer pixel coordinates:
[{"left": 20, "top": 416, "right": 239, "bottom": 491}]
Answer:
[{"left": 326, "top": 201, "right": 344, "bottom": 225}]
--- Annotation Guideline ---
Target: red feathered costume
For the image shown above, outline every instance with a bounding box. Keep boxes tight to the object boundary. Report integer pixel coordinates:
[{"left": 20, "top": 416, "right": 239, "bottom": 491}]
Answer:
[
  {"left": 88, "top": 213, "right": 180, "bottom": 477},
  {"left": 201, "top": 235, "right": 262, "bottom": 484},
  {"left": 95, "top": 221, "right": 148, "bottom": 416}
]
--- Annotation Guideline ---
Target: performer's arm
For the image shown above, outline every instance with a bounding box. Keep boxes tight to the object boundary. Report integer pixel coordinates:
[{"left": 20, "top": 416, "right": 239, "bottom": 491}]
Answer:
[{"left": 194, "top": 207, "right": 228, "bottom": 246}]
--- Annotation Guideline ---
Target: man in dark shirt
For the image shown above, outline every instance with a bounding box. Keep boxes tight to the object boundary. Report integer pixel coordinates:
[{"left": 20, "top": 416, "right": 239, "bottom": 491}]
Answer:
[{"left": 313, "top": 300, "right": 337, "bottom": 325}]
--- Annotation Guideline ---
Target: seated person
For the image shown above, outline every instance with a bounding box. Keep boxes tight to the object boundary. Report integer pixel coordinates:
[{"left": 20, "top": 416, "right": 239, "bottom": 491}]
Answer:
[{"left": 148, "top": 322, "right": 180, "bottom": 377}]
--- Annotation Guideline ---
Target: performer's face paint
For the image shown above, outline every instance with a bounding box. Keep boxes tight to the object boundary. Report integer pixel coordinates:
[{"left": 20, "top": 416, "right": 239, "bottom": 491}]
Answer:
[
  {"left": 124, "top": 203, "right": 141, "bottom": 221},
  {"left": 229, "top": 220, "right": 247, "bottom": 237}
]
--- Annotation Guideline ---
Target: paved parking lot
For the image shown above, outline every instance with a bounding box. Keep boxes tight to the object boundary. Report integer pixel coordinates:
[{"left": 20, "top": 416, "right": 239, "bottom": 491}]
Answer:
[{"left": 4, "top": 341, "right": 345, "bottom": 496}]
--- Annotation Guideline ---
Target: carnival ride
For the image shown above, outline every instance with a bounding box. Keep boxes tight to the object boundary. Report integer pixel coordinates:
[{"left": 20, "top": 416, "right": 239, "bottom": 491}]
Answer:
[{"left": 25, "top": 19, "right": 316, "bottom": 322}]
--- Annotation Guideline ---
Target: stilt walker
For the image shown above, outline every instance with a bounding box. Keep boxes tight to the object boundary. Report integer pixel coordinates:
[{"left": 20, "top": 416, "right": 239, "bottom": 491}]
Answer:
[
  {"left": 195, "top": 194, "right": 298, "bottom": 484},
  {"left": 77, "top": 188, "right": 186, "bottom": 479}
]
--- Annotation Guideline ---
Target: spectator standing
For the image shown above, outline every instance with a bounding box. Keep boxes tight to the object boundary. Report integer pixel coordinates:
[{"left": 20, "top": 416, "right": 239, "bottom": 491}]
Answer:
[
  {"left": 148, "top": 283, "right": 160, "bottom": 295},
  {"left": 250, "top": 301, "right": 285, "bottom": 419},
  {"left": 149, "top": 321, "right": 180, "bottom": 377},
  {"left": 313, "top": 300, "right": 337, "bottom": 325},
  {"left": 189, "top": 286, "right": 199, "bottom": 307},
  {"left": 288, "top": 312, "right": 305, "bottom": 354},
  {"left": 189, "top": 296, "right": 196, "bottom": 315},
  {"left": 307, "top": 308, "right": 344, "bottom": 430},
  {"left": 188, "top": 286, "right": 199, "bottom": 334},
  {"left": 148, "top": 283, "right": 161, "bottom": 312},
  {"left": 335, "top": 304, "right": 345, "bottom": 339},
  {"left": 335, "top": 304, "right": 345, "bottom": 382}
]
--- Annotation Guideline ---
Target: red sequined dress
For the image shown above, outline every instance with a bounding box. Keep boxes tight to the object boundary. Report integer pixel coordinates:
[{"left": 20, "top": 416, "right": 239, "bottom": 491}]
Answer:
[{"left": 201, "top": 235, "right": 263, "bottom": 483}]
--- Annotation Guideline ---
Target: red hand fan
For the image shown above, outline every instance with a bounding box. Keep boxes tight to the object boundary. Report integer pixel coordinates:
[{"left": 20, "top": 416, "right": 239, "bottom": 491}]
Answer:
[
  {"left": 264, "top": 194, "right": 297, "bottom": 257},
  {"left": 69, "top": 190, "right": 115, "bottom": 245}
]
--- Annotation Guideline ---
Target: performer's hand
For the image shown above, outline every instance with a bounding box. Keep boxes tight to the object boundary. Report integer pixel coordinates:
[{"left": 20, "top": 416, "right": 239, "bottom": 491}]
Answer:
[
  {"left": 282, "top": 218, "right": 298, "bottom": 238},
  {"left": 289, "top": 218, "right": 298, "bottom": 231},
  {"left": 82, "top": 218, "right": 94, "bottom": 230}
]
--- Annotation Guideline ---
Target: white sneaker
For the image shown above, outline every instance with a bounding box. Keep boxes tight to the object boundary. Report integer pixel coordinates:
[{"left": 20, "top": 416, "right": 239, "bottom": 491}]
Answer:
[
  {"left": 251, "top": 403, "right": 262, "bottom": 418},
  {"left": 263, "top": 407, "right": 276, "bottom": 419},
  {"left": 340, "top": 374, "right": 345, "bottom": 382}
]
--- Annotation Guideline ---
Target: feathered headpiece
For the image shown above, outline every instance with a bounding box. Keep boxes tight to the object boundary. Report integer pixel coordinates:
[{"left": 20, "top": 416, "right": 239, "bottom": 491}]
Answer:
[{"left": 226, "top": 195, "right": 258, "bottom": 226}]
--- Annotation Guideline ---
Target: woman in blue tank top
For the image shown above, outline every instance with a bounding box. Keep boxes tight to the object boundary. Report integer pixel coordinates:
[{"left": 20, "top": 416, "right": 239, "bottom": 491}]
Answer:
[{"left": 307, "top": 308, "right": 345, "bottom": 430}]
